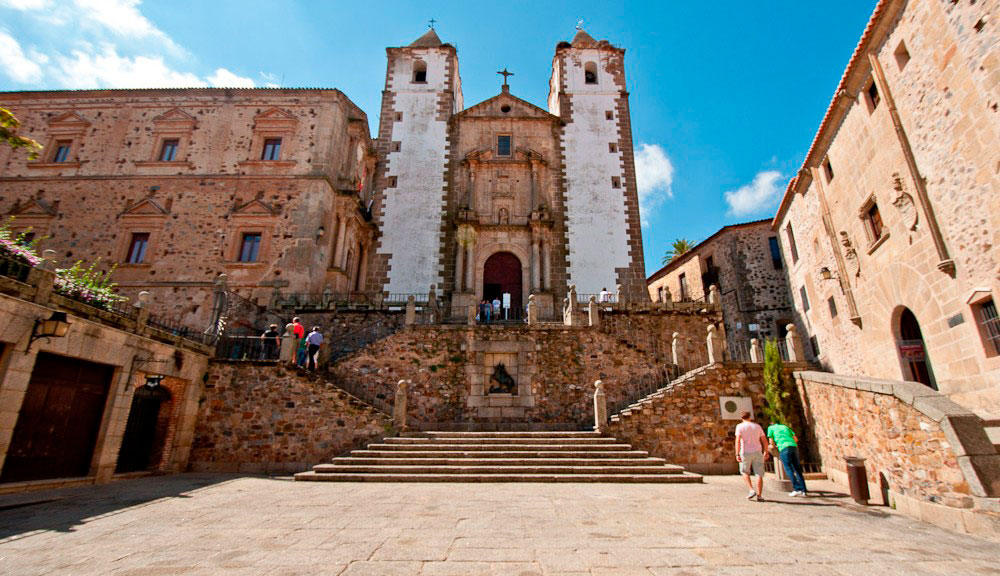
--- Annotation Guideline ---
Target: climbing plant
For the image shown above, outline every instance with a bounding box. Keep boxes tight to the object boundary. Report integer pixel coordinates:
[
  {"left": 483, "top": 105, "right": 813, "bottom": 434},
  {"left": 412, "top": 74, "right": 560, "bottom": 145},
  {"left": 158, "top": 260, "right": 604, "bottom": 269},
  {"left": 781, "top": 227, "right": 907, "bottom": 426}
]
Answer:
[{"left": 762, "top": 339, "right": 791, "bottom": 425}]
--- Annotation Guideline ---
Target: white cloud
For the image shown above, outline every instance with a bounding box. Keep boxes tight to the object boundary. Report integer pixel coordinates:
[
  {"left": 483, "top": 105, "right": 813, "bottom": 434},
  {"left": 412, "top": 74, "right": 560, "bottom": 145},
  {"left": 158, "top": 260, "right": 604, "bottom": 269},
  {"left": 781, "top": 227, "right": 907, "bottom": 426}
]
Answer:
[
  {"left": 71, "top": 0, "right": 180, "bottom": 54},
  {"left": 207, "top": 67, "right": 255, "bottom": 88},
  {"left": 52, "top": 43, "right": 206, "bottom": 88},
  {"left": 259, "top": 71, "right": 281, "bottom": 88},
  {"left": 634, "top": 143, "right": 675, "bottom": 227},
  {"left": 0, "top": 0, "right": 51, "bottom": 10},
  {"left": 0, "top": 30, "right": 43, "bottom": 82},
  {"left": 724, "top": 170, "right": 784, "bottom": 217}
]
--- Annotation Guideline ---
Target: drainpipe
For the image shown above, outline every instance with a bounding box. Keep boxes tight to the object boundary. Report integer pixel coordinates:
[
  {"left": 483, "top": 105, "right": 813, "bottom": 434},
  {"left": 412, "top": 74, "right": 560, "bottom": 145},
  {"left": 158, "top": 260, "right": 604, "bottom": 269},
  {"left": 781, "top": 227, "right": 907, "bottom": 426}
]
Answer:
[
  {"left": 868, "top": 53, "right": 955, "bottom": 277},
  {"left": 810, "top": 165, "right": 862, "bottom": 327}
]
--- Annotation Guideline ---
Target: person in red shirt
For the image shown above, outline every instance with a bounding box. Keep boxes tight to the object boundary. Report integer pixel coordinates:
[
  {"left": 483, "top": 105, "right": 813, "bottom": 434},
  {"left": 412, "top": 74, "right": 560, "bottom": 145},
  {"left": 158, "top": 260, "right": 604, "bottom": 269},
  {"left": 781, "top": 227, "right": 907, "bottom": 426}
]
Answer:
[{"left": 292, "top": 317, "right": 306, "bottom": 366}]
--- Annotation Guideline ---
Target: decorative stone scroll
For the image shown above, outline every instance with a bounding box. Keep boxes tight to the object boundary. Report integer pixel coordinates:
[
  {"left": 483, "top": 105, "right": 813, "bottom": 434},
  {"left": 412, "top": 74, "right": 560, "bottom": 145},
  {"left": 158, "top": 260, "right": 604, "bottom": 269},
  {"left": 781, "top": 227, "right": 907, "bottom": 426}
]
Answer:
[
  {"left": 891, "top": 172, "right": 918, "bottom": 231},
  {"left": 840, "top": 231, "right": 860, "bottom": 280}
]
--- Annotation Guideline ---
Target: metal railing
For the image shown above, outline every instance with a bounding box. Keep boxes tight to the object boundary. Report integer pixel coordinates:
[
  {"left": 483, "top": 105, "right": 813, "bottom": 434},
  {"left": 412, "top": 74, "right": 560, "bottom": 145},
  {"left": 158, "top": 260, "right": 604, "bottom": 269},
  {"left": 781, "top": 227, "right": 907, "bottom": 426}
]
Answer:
[
  {"left": 215, "top": 335, "right": 280, "bottom": 361},
  {"left": 328, "top": 321, "right": 401, "bottom": 364},
  {"left": 324, "top": 374, "right": 393, "bottom": 415},
  {"left": 384, "top": 293, "right": 429, "bottom": 304},
  {"left": 606, "top": 370, "right": 674, "bottom": 416},
  {"left": 577, "top": 293, "right": 618, "bottom": 305},
  {"left": 147, "top": 313, "right": 205, "bottom": 343},
  {"left": 0, "top": 255, "right": 31, "bottom": 283}
]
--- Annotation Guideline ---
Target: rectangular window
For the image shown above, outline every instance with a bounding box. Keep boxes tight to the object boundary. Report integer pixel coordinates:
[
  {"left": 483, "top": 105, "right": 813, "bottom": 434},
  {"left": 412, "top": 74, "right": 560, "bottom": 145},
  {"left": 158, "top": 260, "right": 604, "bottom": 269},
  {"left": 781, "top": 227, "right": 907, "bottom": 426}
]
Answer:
[
  {"left": 159, "top": 139, "right": 179, "bottom": 162},
  {"left": 611, "top": 176, "right": 621, "bottom": 189},
  {"left": 823, "top": 157, "right": 834, "bottom": 182},
  {"left": 768, "top": 237, "right": 783, "bottom": 270},
  {"left": 786, "top": 225, "right": 799, "bottom": 263},
  {"left": 52, "top": 141, "right": 72, "bottom": 163},
  {"left": 609, "top": 143, "right": 618, "bottom": 153},
  {"left": 800, "top": 286, "right": 810, "bottom": 312},
  {"left": 394, "top": 111, "right": 403, "bottom": 122},
  {"left": 657, "top": 286, "right": 664, "bottom": 303},
  {"left": 679, "top": 274, "right": 688, "bottom": 301},
  {"left": 809, "top": 335, "right": 820, "bottom": 358},
  {"left": 867, "top": 80, "right": 881, "bottom": 111},
  {"left": 894, "top": 40, "right": 911, "bottom": 71},
  {"left": 126, "top": 233, "right": 150, "bottom": 264},
  {"left": 387, "top": 175, "right": 397, "bottom": 188},
  {"left": 391, "top": 141, "right": 401, "bottom": 152},
  {"left": 866, "top": 202, "right": 884, "bottom": 242},
  {"left": 239, "top": 233, "right": 262, "bottom": 263},
  {"left": 974, "top": 297, "right": 1000, "bottom": 357},
  {"left": 496, "top": 134, "right": 512, "bottom": 157},
  {"left": 828, "top": 296, "right": 838, "bottom": 318},
  {"left": 605, "top": 110, "right": 614, "bottom": 120},
  {"left": 261, "top": 138, "right": 282, "bottom": 161}
]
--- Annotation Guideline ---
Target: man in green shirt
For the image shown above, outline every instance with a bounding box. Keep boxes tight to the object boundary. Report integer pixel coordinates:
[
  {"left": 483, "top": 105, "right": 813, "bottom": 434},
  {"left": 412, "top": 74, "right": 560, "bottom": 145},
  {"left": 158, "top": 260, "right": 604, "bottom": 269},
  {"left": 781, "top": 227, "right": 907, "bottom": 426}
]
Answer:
[{"left": 767, "top": 423, "right": 807, "bottom": 496}]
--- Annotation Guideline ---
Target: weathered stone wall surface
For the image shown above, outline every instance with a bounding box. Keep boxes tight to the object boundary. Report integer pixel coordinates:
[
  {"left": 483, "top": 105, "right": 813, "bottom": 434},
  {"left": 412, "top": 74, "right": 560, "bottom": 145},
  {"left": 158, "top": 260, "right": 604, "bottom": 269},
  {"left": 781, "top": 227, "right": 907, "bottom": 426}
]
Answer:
[
  {"left": 773, "top": 0, "right": 1000, "bottom": 415},
  {"left": 190, "top": 362, "right": 391, "bottom": 473},
  {"left": 607, "top": 362, "right": 809, "bottom": 474},
  {"left": 598, "top": 306, "right": 723, "bottom": 365},
  {"left": 327, "top": 324, "right": 669, "bottom": 427},
  {"left": 794, "top": 371, "right": 1000, "bottom": 506},
  {"left": 0, "top": 89, "right": 375, "bottom": 328}
]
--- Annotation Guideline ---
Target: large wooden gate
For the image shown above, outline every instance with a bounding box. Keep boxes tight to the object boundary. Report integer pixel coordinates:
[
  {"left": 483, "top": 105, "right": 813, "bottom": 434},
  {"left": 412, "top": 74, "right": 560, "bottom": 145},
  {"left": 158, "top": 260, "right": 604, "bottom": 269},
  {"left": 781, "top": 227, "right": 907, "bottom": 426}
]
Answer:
[
  {"left": 1, "top": 353, "right": 114, "bottom": 483},
  {"left": 116, "top": 384, "right": 171, "bottom": 473}
]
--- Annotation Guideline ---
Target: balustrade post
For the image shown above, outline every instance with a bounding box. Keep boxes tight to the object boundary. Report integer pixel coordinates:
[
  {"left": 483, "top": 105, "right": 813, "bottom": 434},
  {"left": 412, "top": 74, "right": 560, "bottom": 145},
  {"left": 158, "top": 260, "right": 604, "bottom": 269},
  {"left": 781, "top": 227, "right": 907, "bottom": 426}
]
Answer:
[
  {"left": 786, "top": 324, "right": 805, "bottom": 363},
  {"left": 393, "top": 379, "right": 409, "bottom": 432},
  {"left": 588, "top": 296, "right": 599, "bottom": 327},
  {"left": 527, "top": 294, "right": 537, "bottom": 325},
  {"left": 593, "top": 380, "right": 608, "bottom": 434},
  {"left": 279, "top": 323, "right": 296, "bottom": 364},
  {"left": 750, "top": 338, "right": 762, "bottom": 363},
  {"left": 616, "top": 284, "right": 624, "bottom": 307},
  {"left": 405, "top": 295, "right": 416, "bottom": 326},
  {"left": 134, "top": 291, "right": 151, "bottom": 332},
  {"left": 707, "top": 325, "right": 719, "bottom": 364},
  {"left": 709, "top": 284, "right": 720, "bottom": 305},
  {"left": 671, "top": 332, "right": 680, "bottom": 366}
]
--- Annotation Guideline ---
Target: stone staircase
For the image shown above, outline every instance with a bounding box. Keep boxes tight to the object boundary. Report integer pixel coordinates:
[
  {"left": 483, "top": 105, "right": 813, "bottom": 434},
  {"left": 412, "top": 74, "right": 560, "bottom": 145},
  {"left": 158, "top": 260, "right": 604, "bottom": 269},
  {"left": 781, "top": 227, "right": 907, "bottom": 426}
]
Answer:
[{"left": 294, "top": 431, "right": 702, "bottom": 483}]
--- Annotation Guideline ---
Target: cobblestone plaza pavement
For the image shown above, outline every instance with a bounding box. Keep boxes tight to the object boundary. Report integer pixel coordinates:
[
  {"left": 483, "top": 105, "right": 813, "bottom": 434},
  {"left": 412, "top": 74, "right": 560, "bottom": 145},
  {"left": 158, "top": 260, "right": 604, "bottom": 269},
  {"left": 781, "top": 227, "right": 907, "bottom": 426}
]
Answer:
[{"left": 0, "top": 475, "right": 997, "bottom": 576}]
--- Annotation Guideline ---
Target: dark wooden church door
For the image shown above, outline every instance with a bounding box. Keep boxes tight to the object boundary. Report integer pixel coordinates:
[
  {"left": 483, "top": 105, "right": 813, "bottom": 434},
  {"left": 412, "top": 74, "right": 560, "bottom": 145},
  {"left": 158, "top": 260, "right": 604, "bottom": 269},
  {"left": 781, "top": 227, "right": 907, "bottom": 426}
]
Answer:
[{"left": 483, "top": 252, "right": 523, "bottom": 317}]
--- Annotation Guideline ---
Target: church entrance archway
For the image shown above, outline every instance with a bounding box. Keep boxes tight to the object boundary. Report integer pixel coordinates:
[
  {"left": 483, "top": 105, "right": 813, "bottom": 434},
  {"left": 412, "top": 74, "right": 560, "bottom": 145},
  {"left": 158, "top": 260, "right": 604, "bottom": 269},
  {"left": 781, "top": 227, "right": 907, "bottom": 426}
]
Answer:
[
  {"left": 483, "top": 252, "right": 523, "bottom": 319},
  {"left": 116, "top": 382, "right": 172, "bottom": 473},
  {"left": 895, "top": 307, "right": 936, "bottom": 389}
]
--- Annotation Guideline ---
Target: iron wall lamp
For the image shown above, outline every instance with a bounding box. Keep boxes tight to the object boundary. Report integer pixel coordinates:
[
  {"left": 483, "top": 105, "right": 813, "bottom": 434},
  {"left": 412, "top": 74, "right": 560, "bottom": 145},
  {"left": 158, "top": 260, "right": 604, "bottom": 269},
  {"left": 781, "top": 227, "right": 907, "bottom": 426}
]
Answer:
[{"left": 26, "top": 311, "right": 70, "bottom": 354}]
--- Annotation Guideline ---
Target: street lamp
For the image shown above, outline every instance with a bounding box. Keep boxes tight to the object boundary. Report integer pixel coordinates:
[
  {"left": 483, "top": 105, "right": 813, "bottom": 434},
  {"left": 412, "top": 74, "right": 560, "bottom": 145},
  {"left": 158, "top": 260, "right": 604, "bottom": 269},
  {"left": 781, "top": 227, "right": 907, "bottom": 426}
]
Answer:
[{"left": 26, "top": 311, "right": 70, "bottom": 354}]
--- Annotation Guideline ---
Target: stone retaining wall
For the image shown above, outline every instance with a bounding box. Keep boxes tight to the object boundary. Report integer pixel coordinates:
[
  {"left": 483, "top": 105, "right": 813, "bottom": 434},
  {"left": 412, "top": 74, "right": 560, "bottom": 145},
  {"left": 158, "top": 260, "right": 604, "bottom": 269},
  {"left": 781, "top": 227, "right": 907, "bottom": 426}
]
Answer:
[
  {"left": 606, "top": 362, "right": 809, "bottom": 474},
  {"left": 189, "top": 362, "right": 392, "bottom": 474},
  {"left": 795, "top": 371, "right": 1000, "bottom": 508}
]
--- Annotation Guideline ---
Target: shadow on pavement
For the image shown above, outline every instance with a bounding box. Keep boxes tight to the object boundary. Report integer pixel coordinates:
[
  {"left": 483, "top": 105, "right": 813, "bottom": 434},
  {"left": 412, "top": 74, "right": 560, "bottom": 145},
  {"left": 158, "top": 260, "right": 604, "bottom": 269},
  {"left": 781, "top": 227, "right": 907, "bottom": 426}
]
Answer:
[{"left": 0, "top": 473, "right": 240, "bottom": 540}]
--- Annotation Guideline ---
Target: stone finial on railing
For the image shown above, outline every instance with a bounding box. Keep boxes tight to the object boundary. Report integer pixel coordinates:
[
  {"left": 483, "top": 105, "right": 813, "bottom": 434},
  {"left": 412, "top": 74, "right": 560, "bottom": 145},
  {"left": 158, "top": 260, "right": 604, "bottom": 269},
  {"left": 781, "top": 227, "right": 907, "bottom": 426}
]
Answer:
[
  {"left": 527, "top": 294, "right": 538, "bottom": 325},
  {"left": 567, "top": 285, "right": 577, "bottom": 312},
  {"left": 404, "top": 295, "right": 416, "bottom": 325},
  {"left": 786, "top": 324, "right": 805, "bottom": 362},
  {"left": 467, "top": 302, "right": 476, "bottom": 326},
  {"left": 707, "top": 324, "right": 719, "bottom": 364},
  {"left": 427, "top": 284, "right": 439, "bottom": 323},
  {"left": 750, "top": 338, "right": 762, "bottom": 363},
  {"left": 671, "top": 332, "right": 680, "bottom": 366},
  {"left": 708, "top": 284, "right": 720, "bottom": 305},
  {"left": 134, "top": 290, "right": 151, "bottom": 328},
  {"left": 588, "top": 296, "right": 599, "bottom": 327},
  {"left": 39, "top": 249, "right": 58, "bottom": 272},
  {"left": 593, "top": 380, "right": 607, "bottom": 434},
  {"left": 279, "top": 323, "right": 297, "bottom": 363},
  {"left": 322, "top": 284, "right": 333, "bottom": 308},
  {"left": 616, "top": 284, "right": 624, "bottom": 306},
  {"left": 393, "top": 379, "right": 408, "bottom": 432},
  {"left": 662, "top": 287, "right": 672, "bottom": 304}
]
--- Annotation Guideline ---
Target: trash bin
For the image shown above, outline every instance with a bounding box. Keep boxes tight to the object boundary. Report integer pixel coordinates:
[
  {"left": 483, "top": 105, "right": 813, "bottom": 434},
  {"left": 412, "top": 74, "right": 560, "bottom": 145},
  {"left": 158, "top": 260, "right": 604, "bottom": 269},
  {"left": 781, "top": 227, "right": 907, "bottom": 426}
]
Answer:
[{"left": 845, "top": 456, "right": 870, "bottom": 505}]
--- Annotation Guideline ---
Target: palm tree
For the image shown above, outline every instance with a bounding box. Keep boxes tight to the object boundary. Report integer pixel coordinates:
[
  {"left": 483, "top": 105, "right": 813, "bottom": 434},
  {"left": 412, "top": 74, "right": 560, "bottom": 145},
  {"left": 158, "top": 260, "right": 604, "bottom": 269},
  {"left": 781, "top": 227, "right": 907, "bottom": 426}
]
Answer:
[{"left": 662, "top": 238, "right": 695, "bottom": 265}]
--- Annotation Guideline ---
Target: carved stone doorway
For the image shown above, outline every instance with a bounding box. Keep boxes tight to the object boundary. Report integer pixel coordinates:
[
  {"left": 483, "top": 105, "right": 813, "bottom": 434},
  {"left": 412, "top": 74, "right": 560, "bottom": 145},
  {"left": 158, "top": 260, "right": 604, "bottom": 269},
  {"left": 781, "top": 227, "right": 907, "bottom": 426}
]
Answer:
[
  {"left": 483, "top": 251, "right": 523, "bottom": 317},
  {"left": 896, "top": 307, "right": 936, "bottom": 390}
]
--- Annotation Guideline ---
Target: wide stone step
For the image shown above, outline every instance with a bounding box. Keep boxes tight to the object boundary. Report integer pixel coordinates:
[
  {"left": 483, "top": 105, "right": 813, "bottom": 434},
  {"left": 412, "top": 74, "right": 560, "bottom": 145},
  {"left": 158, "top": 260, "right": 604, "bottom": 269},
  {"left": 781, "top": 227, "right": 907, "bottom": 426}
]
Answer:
[
  {"left": 349, "top": 450, "right": 651, "bottom": 459},
  {"left": 331, "top": 457, "right": 672, "bottom": 467},
  {"left": 294, "top": 471, "right": 704, "bottom": 483},
  {"left": 365, "top": 443, "right": 634, "bottom": 452},
  {"left": 312, "top": 464, "right": 683, "bottom": 475},
  {"left": 383, "top": 437, "right": 616, "bottom": 445},
  {"left": 411, "top": 431, "right": 602, "bottom": 439}
]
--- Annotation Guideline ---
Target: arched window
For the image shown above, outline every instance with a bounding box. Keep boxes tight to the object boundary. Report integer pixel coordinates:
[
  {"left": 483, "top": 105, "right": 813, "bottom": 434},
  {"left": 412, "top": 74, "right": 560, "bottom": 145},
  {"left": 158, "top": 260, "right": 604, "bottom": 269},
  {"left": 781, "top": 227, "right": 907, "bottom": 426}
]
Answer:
[
  {"left": 584, "top": 62, "right": 598, "bottom": 85},
  {"left": 412, "top": 60, "right": 427, "bottom": 83}
]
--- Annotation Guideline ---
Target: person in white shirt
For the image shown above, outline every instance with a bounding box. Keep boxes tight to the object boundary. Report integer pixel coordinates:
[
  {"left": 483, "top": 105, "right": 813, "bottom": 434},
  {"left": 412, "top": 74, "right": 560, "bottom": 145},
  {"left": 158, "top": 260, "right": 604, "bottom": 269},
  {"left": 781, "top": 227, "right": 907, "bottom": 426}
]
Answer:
[
  {"left": 734, "top": 411, "right": 769, "bottom": 501},
  {"left": 305, "top": 326, "right": 324, "bottom": 371},
  {"left": 599, "top": 287, "right": 611, "bottom": 303}
]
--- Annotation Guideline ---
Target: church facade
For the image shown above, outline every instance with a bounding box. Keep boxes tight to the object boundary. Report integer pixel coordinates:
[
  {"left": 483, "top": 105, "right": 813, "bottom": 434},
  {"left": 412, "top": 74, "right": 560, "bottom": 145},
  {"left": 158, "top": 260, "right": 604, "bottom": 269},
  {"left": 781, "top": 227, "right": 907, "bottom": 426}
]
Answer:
[{"left": 369, "top": 28, "right": 647, "bottom": 317}]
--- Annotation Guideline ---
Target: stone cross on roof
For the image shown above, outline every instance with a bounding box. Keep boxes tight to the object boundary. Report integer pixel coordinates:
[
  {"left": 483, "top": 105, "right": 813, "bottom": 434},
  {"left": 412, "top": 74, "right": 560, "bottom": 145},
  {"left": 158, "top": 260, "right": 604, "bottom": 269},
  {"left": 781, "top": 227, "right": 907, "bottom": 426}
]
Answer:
[
  {"left": 497, "top": 68, "right": 514, "bottom": 87},
  {"left": 428, "top": 18, "right": 436, "bottom": 29}
]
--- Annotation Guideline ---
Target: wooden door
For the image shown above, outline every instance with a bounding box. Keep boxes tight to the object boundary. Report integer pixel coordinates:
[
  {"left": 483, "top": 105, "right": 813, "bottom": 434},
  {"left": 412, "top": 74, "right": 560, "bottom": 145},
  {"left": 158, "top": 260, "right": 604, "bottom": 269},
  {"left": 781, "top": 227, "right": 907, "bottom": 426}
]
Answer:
[
  {"left": 1, "top": 353, "right": 114, "bottom": 483},
  {"left": 115, "top": 385, "right": 169, "bottom": 473}
]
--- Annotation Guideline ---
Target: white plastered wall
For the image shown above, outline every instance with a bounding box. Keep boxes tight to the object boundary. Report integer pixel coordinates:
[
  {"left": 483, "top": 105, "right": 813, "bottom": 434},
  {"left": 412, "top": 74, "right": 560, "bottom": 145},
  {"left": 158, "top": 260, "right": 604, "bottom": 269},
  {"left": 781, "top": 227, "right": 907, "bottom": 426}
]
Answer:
[
  {"left": 379, "top": 50, "right": 451, "bottom": 294},
  {"left": 559, "top": 49, "right": 630, "bottom": 294}
]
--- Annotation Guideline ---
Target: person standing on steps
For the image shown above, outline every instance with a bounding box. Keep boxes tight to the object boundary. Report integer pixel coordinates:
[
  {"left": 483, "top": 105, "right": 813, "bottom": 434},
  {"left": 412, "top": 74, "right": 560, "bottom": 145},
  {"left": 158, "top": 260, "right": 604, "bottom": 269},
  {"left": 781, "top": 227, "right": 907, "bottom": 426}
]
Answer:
[
  {"left": 735, "top": 411, "right": 769, "bottom": 501},
  {"left": 768, "top": 422, "right": 808, "bottom": 497},
  {"left": 305, "top": 326, "right": 324, "bottom": 371},
  {"left": 260, "top": 324, "right": 280, "bottom": 360},
  {"left": 291, "top": 317, "right": 306, "bottom": 367}
]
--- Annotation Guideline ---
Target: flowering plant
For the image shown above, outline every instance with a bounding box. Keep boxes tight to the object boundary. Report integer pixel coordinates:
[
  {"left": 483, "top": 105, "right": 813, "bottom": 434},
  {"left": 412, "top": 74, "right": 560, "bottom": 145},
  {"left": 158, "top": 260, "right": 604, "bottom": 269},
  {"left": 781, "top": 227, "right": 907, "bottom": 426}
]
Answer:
[
  {"left": 0, "top": 218, "right": 42, "bottom": 266},
  {"left": 54, "top": 259, "right": 127, "bottom": 308}
]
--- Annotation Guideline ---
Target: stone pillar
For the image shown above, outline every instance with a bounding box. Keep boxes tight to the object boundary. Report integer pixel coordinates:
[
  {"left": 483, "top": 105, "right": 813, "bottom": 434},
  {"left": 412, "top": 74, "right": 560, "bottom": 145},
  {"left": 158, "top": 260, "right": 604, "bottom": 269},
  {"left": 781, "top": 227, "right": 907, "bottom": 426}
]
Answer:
[
  {"left": 465, "top": 244, "right": 474, "bottom": 294},
  {"left": 279, "top": 323, "right": 296, "bottom": 364},
  {"left": 671, "top": 332, "right": 680, "bottom": 366},
  {"left": 568, "top": 285, "right": 577, "bottom": 312},
  {"left": 334, "top": 215, "right": 347, "bottom": 270},
  {"left": 405, "top": 295, "right": 416, "bottom": 325},
  {"left": 455, "top": 240, "right": 465, "bottom": 292},
  {"left": 531, "top": 239, "right": 540, "bottom": 292},
  {"left": 542, "top": 244, "right": 551, "bottom": 291},
  {"left": 615, "top": 284, "right": 624, "bottom": 306},
  {"left": 94, "top": 359, "right": 140, "bottom": 482},
  {"left": 750, "top": 338, "right": 762, "bottom": 363},
  {"left": 709, "top": 284, "right": 720, "bottom": 305},
  {"left": 529, "top": 161, "right": 537, "bottom": 210},
  {"left": 593, "top": 380, "right": 607, "bottom": 434},
  {"left": 467, "top": 303, "right": 476, "bottom": 326},
  {"left": 786, "top": 324, "right": 805, "bottom": 363},
  {"left": 527, "top": 294, "right": 537, "bottom": 325},
  {"left": 322, "top": 285, "right": 333, "bottom": 308},
  {"left": 707, "top": 325, "right": 719, "bottom": 364},
  {"left": 427, "top": 284, "right": 438, "bottom": 323},
  {"left": 356, "top": 244, "right": 368, "bottom": 292},
  {"left": 393, "top": 380, "right": 408, "bottom": 432},
  {"left": 588, "top": 296, "right": 599, "bottom": 327}
]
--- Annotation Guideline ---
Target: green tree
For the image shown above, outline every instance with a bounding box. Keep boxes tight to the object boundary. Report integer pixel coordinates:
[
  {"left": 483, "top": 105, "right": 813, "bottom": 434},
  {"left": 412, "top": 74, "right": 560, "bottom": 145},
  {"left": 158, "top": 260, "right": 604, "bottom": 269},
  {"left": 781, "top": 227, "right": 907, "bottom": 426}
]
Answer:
[
  {"left": 1, "top": 107, "right": 42, "bottom": 160},
  {"left": 661, "top": 238, "right": 695, "bottom": 265},
  {"left": 762, "top": 339, "right": 791, "bottom": 425}
]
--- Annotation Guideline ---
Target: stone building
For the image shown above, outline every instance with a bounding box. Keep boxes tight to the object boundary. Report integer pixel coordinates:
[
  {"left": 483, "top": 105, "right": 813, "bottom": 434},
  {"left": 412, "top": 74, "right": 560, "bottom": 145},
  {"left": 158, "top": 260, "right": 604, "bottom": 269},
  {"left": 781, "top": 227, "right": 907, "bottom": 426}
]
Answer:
[
  {"left": 772, "top": 0, "right": 999, "bottom": 416},
  {"left": 646, "top": 219, "right": 795, "bottom": 353},
  {"left": 369, "top": 27, "right": 648, "bottom": 316},
  {"left": 0, "top": 88, "right": 377, "bottom": 327}
]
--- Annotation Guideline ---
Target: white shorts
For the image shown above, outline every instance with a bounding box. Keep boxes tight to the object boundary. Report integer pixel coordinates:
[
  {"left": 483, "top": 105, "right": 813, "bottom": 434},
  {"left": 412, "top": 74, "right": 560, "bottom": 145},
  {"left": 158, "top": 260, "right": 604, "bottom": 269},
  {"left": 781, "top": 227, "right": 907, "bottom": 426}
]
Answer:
[{"left": 739, "top": 451, "right": 765, "bottom": 477}]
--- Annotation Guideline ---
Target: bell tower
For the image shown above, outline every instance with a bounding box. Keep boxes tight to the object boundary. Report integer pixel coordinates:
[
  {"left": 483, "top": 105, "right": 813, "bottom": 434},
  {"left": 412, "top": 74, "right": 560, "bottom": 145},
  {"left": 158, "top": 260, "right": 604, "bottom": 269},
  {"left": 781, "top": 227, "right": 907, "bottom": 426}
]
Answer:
[
  {"left": 548, "top": 27, "right": 647, "bottom": 301},
  {"left": 368, "top": 26, "right": 463, "bottom": 295}
]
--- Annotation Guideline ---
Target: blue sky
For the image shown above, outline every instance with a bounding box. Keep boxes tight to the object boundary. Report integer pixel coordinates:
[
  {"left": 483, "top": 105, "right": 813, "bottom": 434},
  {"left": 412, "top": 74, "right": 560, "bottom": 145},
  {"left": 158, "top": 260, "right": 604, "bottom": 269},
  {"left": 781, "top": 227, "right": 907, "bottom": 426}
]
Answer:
[{"left": 0, "top": 0, "right": 877, "bottom": 276}]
